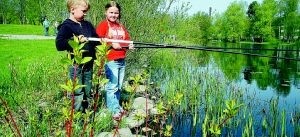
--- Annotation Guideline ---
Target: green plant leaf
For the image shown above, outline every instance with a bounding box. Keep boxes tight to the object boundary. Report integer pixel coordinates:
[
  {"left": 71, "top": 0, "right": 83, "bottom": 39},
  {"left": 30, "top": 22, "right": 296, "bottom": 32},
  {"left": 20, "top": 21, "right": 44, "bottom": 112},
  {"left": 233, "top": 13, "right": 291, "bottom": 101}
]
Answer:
[
  {"left": 68, "top": 40, "right": 79, "bottom": 49},
  {"left": 59, "top": 84, "right": 73, "bottom": 92},
  {"left": 262, "top": 117, "right": 268, "bottom": 130},
  {"left": 79, "top": 43, "right": 85, "bottom": 50},
  {"left": 60, "top": 57, "right": 73, "bottom": 65},
  {"left": 74, "top": 85, "right": 86, "bottom": 90},
  {"left": 101, "top": 79, "right": 109, "bottom": 84},
  {"left": 209, "top": 124, "right": 221, "bottom": 135},
  {"left": 62, "top": 107, "right": 70, "bottom": 119},
  {"left": 74, "top": 56, "right": 82, "bottom": 64},
  {"left": 94, "top": 60, "right": 101, "bottom": 66},
  {"left": 80, "top": 57, "right": 92, "bottom": 64}
]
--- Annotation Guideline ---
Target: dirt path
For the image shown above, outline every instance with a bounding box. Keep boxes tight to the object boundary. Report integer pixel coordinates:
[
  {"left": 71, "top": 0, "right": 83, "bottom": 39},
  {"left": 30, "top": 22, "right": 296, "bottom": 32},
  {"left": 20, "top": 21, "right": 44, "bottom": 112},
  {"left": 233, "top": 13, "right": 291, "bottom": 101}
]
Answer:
[{"left": 0, "top": 34, "right": 55, "bottom": 40}]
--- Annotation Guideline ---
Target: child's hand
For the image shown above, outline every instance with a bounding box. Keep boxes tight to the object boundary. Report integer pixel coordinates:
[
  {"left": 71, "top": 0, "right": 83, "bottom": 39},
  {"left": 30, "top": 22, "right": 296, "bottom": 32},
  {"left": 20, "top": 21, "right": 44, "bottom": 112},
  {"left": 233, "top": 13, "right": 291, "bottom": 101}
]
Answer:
[
  {"left": 112, "top": 43, "right": 122, "bottom": 49},
  {"left": 100, "top": 38, "right": 108, "bottom": 43},
  {"left": 128, "top": 43, "right": 134, "bottom": 49},
  {"left": 78, "top": 35, "right": 87, "bottom": 43}
]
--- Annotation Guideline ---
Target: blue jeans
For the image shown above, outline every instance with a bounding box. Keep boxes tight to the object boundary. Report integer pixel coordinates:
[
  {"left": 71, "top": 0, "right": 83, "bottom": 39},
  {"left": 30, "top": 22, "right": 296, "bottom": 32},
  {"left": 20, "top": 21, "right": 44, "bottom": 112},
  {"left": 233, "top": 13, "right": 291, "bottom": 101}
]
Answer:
[
  {"left": 69, "top": 66, "right": 93, "bottom": 111},
  {"left": 105, "top": 59, "right": 125, "bottom": 114}
]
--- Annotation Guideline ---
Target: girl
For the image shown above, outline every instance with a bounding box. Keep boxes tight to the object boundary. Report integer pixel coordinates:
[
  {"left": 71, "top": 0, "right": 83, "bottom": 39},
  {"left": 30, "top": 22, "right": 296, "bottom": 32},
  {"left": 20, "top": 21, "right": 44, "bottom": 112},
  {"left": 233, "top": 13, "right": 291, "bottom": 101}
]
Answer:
[{"left": 96, "top": 1, "right": 134, "bottom": 120}]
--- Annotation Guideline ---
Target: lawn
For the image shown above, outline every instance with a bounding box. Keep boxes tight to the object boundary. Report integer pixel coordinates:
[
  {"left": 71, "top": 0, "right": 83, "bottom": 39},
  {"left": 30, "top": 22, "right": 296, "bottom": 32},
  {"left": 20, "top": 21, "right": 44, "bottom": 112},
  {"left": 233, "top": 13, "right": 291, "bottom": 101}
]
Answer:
[
  {"left": 0, "top": 24, "right": 56, "bottom": 35},
  {"left": 0, "top": 39, "right": 64, "bottom": 76}
]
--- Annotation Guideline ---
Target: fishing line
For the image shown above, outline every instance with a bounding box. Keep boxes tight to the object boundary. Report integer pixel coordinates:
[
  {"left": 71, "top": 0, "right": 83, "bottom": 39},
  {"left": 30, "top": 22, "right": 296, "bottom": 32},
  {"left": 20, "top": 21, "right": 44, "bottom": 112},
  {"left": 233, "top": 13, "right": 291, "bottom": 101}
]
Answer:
[
  {"left": 133, "top": 45, "right": 300, "bottom": 61},
  {"left": 186, "top": 46, "right": 299, "bottom": 51}
]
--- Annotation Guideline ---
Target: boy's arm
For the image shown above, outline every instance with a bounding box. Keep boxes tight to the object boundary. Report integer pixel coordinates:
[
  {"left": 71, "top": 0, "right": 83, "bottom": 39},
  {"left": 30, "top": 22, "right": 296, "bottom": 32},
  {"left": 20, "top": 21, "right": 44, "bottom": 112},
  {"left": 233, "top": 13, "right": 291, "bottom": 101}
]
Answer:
[
  {"left": 88, "top": 22, "right": 101, "bottom": 46},
  {"left": 90, "top": 30, "right": 101, "bottom": 46},
  {"left": 55, "top": 26, "right": 73, "bottom": 51}
]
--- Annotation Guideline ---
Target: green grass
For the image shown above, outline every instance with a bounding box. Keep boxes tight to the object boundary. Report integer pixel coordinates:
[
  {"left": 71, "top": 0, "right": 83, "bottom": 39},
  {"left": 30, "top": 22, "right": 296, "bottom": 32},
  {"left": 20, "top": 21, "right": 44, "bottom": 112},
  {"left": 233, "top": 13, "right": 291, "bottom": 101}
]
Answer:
[
  {"left": 0, "top": 39, "right": 63, "bottom": 74},
  {"left": 0, "top": 39, "right": 59, "bottom": 66},
  {"left": 0, "top": 24, "right": 55, "bottom": 35}
]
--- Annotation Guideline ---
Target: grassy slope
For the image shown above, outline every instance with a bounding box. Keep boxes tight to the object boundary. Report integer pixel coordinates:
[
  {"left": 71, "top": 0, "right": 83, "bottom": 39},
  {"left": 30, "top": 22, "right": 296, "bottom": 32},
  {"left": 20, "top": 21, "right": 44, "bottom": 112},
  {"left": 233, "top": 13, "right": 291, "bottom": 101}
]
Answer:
[
  {"left": 0, "top": 25, "right": 107, "bottom": 136},
  {"left": 0, "top": 39, "right": 63, "bottom": 76}
]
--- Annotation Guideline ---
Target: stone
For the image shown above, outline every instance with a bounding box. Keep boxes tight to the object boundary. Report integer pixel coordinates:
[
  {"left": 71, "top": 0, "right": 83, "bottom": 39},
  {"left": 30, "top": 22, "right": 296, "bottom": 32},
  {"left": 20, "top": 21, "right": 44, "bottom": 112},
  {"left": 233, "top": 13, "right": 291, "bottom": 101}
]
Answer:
[
  {"left": 96, "top": 128, "right": 133, "bottom": 137},
  {"left": 135, "top": 85, "right": 147, "bottom": 93},
  {"left": 125, "top": 109, "right": 146, "bottom": 128},
  {"left": 132, "top": 97, "right": 154, "bottom": 111}
]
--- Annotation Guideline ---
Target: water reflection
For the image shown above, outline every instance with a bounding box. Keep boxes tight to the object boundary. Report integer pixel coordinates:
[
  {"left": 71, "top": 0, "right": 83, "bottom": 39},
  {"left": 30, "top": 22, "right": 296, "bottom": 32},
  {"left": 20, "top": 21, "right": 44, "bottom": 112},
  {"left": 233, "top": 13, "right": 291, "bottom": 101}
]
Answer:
[
  {"left": 162, "top": 42, "right": 300, "bottom": 136},
  {"left": 212, "top": 42, "right": 300, "bottom": 96},
  {"left": 144, "top": 42, "right": 300, "bottom": 136},
  {"left": 172, "top": 114, "right": 201, "bottom": 137}
]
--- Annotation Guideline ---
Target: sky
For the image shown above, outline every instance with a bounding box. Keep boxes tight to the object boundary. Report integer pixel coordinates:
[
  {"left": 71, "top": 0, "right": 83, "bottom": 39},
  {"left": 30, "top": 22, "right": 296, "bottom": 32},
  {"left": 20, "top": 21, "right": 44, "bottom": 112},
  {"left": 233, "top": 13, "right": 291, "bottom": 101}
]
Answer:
[{"left": 173, "top": 0, "right": 263, "bottom": 15}]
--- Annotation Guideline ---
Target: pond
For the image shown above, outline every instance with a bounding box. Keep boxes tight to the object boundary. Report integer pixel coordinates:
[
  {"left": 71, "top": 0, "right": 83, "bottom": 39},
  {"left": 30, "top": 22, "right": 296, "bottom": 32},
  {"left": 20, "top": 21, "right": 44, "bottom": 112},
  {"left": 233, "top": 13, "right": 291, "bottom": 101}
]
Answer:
[{"left": 146, "top": 42, "right": 300, "bottom": 136}]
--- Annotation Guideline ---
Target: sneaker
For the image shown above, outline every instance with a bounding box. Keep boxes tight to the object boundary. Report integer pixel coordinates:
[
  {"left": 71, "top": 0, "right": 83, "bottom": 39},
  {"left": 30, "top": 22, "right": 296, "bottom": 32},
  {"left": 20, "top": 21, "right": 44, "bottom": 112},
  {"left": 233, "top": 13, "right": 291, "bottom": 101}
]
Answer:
[
  {"left": 113, "top": 112, "right": 122, "bottom": 121},
  {"left": 120, "top": 108, "right": 127, "bottom": 116}
]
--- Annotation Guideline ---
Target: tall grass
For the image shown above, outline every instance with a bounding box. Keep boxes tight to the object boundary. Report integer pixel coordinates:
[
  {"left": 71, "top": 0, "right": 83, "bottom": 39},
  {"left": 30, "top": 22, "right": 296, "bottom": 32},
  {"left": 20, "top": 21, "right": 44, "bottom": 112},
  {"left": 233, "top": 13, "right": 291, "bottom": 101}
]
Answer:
[
  {"left": 0, "top": 39, "right": 61, "bottom": 86},
  {"left": 0, "top": 38, "right": 116, "bottom": 136},
  {"left": 0, "top": 39, "right": 62, "bottom": 135}
]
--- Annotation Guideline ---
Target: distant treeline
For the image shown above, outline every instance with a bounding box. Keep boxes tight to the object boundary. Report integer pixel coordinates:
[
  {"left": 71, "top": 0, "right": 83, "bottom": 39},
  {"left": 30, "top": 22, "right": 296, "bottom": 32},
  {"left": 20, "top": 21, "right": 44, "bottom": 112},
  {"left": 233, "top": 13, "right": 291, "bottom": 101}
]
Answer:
[{"left": 0, "top": 0, "right": 299, "bottom": 43}]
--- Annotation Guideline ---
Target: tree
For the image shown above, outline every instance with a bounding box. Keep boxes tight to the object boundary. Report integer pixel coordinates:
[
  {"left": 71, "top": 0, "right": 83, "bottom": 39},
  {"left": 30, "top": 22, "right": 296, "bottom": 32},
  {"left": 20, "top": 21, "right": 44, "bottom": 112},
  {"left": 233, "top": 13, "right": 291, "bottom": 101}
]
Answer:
[
  {"left": 247, "top": 1, "right": 260, "bottom": 41},
  {"left": 43, "top": 0, "right": 66, "bottom": 25},
  {"left": 255, "top": 0, "right": 277, "bottom": 42},
  {"left": 188, "top": 12, "right": 212, "bottom": 45},
  {"left": 220, "top": 1, "right": 248, "bottom": 42},
  {"left": 0, "top": 0, "right": 15, "bottom": 24},
  {"left": 25, "top": 0, "right": 42, "bottom": 24},
  {"left": 211, "top": 13, "right": 223, "bottom": 41},
  {"left": 278, "top": 0, "right": 300, "bottom": 42}
]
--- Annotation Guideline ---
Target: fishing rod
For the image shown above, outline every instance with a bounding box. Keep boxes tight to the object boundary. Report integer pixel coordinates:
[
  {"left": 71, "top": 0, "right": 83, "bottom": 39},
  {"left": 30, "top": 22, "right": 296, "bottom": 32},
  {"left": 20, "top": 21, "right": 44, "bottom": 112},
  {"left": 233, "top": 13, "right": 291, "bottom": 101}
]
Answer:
[
  {"left": 88, "top": 38, "right": 300, "bottom": 52},
  {"left": 87, "top": 38, "right": 300, "bottom": 61}
]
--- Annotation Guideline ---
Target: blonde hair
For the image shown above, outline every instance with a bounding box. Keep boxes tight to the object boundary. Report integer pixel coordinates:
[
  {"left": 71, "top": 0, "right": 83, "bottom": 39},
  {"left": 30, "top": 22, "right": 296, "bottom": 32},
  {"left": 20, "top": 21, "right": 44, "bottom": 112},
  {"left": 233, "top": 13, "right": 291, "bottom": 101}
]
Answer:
[{"left": 67, "top": 0, "right": 90, "bottom": 12}]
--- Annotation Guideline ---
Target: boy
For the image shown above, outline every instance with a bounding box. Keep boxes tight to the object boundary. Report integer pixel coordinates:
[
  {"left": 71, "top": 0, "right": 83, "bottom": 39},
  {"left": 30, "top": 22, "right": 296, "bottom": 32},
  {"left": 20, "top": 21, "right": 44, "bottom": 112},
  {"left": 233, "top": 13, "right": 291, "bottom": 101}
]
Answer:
[{"left": 55, "top": 0, "right": 100, "bottom": 111}]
